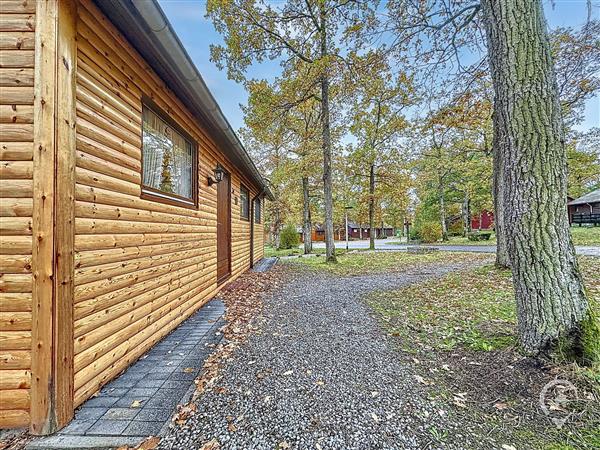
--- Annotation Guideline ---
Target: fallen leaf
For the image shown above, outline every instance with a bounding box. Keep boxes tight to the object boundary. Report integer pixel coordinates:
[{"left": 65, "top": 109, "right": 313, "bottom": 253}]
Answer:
[
  {"left": 183, "top": 367, "right": 195, "bottom": 373},
  {"left": 130, "top": 400, "right": 142, "bottom": 408},
  {"left": 494, "top": 402, "right": 509, "bottom": 410},
  {"left": 413, "top": 375, "right": 430, "bottom": 385},
  {"left": 371, "top": 413, "right": 380, "bottom": 422},
  {"left": 278, "top": 441, "right": 290, "bottom": 449},
  {"left": 315, "top": 380, "right": 325, "bottom": 386},
  {"left": 501, "top": 445, "right": 517, "bottom": 450},
  {"left": 282, "top": 370, "right": 293, "bottom": 376},
  {"left": 227, "top": 423, "right": 237, "bottom": 432},
  {"left": 199, "top": 438, "right": 220, "bottom": 450},
  {"left": 137, "top": 436, "right": 160, "bottom": 449}
]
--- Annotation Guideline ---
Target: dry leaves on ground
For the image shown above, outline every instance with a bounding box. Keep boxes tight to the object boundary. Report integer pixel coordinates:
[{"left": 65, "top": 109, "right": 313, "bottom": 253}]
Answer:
[{"left": 171, "top": 267, "right": 285, "bottom": 427}]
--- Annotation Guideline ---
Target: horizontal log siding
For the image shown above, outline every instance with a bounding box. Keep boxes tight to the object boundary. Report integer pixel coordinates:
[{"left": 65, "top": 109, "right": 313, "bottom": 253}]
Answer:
[
  {"left": 0, "top": 0, "right": 35, "bottom": 429},
  {"left": 72, "top": 0, "right": 262, "bottom": 406},
  {"left": 253, "top": 218, "right": 265, "bottom": 264}
]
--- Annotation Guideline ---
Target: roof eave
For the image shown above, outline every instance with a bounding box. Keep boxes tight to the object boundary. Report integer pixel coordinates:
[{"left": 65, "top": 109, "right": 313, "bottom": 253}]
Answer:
[{"left": 93, "top": 0, "right": 274, "bottom": 201}]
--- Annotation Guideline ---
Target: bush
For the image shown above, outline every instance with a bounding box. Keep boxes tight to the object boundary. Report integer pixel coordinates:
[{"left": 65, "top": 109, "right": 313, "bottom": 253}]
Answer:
[
  {"left": 417, "top": 221, "right": 442, "bottom": 243},
  {"left": 448, "top": 220, "right": 464, "bottom": 236},
  {"left": 467, "top": 231, "right": 492, "bottom": 241},
  {"left": 279, "top": 224, "right": 300, "bottom": 249}
]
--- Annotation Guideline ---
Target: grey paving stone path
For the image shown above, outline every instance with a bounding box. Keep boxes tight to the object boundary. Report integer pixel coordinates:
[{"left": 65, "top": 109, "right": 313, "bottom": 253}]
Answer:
[
  {"left": 252, "top": 256, "right": 278, "bottom": 272},
  {"left": 28, "top": 299, "right": 226, "bottom": 450}
]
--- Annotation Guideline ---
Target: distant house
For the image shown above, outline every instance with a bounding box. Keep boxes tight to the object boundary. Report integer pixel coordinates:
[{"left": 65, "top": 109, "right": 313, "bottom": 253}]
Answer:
[
  {"left": 345, "top": 222, "right": 395, "bottom": 239},
  {"left": 471, "top": 210, "right": 495, "bottom": 230},
  {"left": 298, "top": 222, "right": 395, "bottom": 242},
  {"left": 298, "top": 224, "right": 326, "bottom": 242},
  {"left": 568, "top": 189, "right": 600, "bottom": 225}
]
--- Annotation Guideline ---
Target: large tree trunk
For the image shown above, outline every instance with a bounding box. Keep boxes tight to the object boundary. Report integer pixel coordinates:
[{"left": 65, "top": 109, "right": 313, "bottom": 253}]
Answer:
[
  {"left": 272, "top": 202, "right": 282, "bottom": 249},
  {"left": 302, "top": 176, "right": 312, "bottom": 254},
  {"left": 369, "top": 163, "right": 375, "bottom": 250},
  {"left": 462, "top": 192, "right": 471, "bottom": 237},
  {"left": 438, "top": 177, "right": 448, "bottom": 241},
  {"left": 482, "top": 0, "right": 594, "bottom": 358},
  {"left": 493, "top": 145, "right": 510, "bottom": 267},
  {"left": 319, "top": 4, "right": 336, "bottom": 263}
]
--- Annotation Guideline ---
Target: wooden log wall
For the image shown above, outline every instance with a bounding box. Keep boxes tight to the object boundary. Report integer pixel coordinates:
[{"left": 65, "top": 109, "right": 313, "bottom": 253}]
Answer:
[
  {"left": 0, "top": 0, "right": 36, "bottom": 429},
  {"left": 71, "top": 0, "right": 265, "bottom": 407}
]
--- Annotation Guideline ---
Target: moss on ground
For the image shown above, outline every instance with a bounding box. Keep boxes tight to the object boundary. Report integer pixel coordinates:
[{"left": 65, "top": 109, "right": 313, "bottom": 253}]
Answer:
[{"left": 365, "top": 256, "right": 600, "bottom": 449}]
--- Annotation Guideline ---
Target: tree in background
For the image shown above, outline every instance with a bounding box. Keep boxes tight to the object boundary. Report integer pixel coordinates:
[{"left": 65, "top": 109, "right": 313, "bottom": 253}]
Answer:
[
  {"left": 346, "top": 51, "right": 414, "bottom": 249},
  {"left": 207, "top": 0, "right": 377, "bottom": 263},
  {"left": 242, "top": 67, "right": 324, "bottom": 253}
]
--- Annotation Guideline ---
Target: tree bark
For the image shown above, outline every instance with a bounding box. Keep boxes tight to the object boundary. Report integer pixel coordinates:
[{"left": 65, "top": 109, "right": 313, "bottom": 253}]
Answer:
[
  {"left": 493, "top": 144, "right": 510, "bottom": 267},
  {"left": 438, "top": 176, "right": 448, "bottom": 240},
  {"left": 462, "top": 192, "right": 471, "bottom": 236},
  {"left": 319, "top": 2, "right": 336, "bottom": 262},
  {"left": 272, "top": 200, "right": 282, "bottom": 249},
  {"left": 302, "top": 176, "right": 312, "bottom": 254},
  {"left": 369, "top": 163, "right": 376, "bottom": 250},
  {"left": 482, "top": 0, "right": 592, "bottom": 356}
]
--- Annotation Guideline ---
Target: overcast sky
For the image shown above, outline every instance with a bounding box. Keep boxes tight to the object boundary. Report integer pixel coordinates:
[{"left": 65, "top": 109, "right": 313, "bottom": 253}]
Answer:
[{"left": 158, "top": 0, "right": 599, "bottom": 134}]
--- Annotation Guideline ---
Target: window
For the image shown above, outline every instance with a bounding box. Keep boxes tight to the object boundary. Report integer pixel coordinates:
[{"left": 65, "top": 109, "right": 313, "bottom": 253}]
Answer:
[
  {"left": 141, "top": 105, "right": 197, "bottom": 207},
  {"left": 240, "top": 185, "right": 250, "bottom": 220},
  {"left": 254, "top": 197, "right": 261, "bottom": 224}
]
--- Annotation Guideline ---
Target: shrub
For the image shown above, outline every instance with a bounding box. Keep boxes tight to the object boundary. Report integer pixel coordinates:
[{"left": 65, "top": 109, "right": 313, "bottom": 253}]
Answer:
[
  {"left": 279, "top": 224, "right": 300, "bottom": 249},
  {"left": 467, "top": 231, "right": 493, "bottom": 241},
  {"left": 418, "top": 221, "right": 442, "bottom": 243},
  {"left": 448, "top": 220, "right": 464, "bottom": 236}
]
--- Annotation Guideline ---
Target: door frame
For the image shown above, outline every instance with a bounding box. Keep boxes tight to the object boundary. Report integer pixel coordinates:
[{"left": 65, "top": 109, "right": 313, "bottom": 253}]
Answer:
[{"left": 217, "top": 169, "right": 231, "bottom": 284}]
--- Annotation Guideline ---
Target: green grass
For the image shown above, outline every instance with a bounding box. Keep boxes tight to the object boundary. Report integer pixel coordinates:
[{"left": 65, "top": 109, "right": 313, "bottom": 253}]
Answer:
[
  {"left": 264, "top": 246, "right": 358, "bottom": 258},
  {"left": 386, "top": 226, "right": 600, "bottom": 246},
  {"left": 570, "top": 226, "right": 600, "bottom": 246},
  {"left": 365, "top": 256, "right": 600, "bottom": 449},
  {"left": 287, "top": 250, "right": 491, "bottom": 276},
  {"left": 367, "top": 264, "right": 516, "bottom": 352},
  {"left": 264, "top": 246, "right": 303, "bottom": 258},
  {"left": 365, "top": 256, "right": 599, "bottom": 357}
]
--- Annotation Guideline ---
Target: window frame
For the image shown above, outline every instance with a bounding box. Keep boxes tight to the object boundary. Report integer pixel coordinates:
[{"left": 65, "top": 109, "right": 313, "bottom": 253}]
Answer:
[
  {"left": 240, "top": 185, "right": 250, "bottom": 221},
  {"left": 140, "top": 100, "right": 199, "bottom": 209},
  {"left": 254, "top": 197, "right": 262, "bottom": 224}
]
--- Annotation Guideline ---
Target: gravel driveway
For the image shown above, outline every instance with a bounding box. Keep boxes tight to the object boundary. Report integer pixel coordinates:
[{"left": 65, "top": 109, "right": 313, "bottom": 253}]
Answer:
[{"left": 159, "top": 258, "right": 499, "bottom": 449}]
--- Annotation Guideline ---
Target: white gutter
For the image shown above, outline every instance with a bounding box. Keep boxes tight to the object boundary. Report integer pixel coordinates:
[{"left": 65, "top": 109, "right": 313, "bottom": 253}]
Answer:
[{"left": 100, "top": 0, "right": 273, "bottom": 200}]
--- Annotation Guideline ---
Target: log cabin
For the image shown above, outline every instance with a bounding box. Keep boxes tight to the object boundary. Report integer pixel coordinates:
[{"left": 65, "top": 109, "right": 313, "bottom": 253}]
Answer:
[{"left": 0, "top": 0, "right": 273, "bottom": 433}]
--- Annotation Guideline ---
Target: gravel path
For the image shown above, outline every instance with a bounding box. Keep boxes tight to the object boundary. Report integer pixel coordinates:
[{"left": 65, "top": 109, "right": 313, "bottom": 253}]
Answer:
[{"left": 159, "top": 259, "right": 496, "bottom": 449}]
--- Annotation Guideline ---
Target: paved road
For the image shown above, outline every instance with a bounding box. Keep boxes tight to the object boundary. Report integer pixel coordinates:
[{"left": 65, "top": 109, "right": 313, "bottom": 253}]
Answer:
[{"left": 311, "top": 239, "right": 600, "bottom": 257}]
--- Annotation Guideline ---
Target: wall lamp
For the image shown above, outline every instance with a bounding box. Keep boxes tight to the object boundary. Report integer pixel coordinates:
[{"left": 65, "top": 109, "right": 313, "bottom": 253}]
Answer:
[{"left": 208, "top": 164, "right": 225, "bottom": 186}]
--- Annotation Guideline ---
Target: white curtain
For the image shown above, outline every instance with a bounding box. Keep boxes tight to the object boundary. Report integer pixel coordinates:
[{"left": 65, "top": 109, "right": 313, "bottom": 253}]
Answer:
[{"left": 142, "top": 107, "right": 193, "bottom": 199}]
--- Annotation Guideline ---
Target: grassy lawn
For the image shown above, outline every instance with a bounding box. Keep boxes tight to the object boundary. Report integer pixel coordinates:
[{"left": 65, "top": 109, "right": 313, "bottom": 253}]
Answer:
[
  {"left": 264, "top": 245, "right": 304, "bottom": 258},
  {"left": 571, "top": 226, "right": 600, "bottom": 246},
  {"left": 386, "top": 226, "right": 600, "bottom": 246},
  {"left": 288, "top": 249, "right": 491, "bottom": 276},
  {"left": 366, "top": 256, "right": 600, "bottom": 449},
  {"left": 265, "top": 246, "right": 360, "bottom": 258}
]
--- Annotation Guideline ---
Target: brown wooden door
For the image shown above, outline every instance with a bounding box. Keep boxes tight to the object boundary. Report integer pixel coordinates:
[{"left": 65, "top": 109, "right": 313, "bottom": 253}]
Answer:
[
  {"left": 217, "top": 171, "right": 231, "bottom": 283},
  {"left": 250, "top": 197, "right": 254, "bottom": 268}
]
